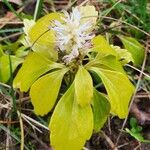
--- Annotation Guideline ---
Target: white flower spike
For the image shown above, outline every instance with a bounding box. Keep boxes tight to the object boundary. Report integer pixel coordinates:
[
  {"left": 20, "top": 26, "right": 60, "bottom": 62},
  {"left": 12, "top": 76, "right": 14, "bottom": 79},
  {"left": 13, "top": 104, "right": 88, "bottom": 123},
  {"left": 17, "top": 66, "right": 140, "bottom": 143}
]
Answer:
[{"left": 51, "top": 6, "right": 98, "bottom": 64}]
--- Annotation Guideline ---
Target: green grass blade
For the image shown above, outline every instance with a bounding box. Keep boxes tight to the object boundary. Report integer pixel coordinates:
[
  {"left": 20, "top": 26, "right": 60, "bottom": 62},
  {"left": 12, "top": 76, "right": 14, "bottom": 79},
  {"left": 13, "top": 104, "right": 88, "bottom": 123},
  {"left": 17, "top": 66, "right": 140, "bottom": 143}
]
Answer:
[
  {"left": 34, "top": 0, "right": 43, "bottom": 21},
  {"left": 0, "top": 28, "right": 23, "bottom": 34},
  {"left": 8, "top": 55, "right": 17, "bottom": 113}
]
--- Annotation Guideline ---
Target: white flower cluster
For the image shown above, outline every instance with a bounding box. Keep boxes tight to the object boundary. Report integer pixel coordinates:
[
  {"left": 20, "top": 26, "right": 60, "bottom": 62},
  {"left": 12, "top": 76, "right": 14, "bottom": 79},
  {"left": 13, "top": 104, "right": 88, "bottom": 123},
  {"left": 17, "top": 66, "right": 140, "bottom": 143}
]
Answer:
[{"left": 52, "top": 6, "right": 98, "bottom": 63}]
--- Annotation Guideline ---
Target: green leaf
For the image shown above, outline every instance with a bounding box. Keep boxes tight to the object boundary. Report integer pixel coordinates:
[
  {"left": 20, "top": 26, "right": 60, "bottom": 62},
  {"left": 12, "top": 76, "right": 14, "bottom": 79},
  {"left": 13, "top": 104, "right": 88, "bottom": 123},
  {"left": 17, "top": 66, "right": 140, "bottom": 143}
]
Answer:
[
  {"left": 28, "top": 13, "right": 62, "bottom": 60},
  {"left": 125, "top": 128, "right": 144, "bottom": 141},
  {"left": 99, "top": 55, "right": 125, "bottom": 73},
  {"left": 50, "top": 84, "right": 93, "bottom": 150},
  {"left": 13, "top": 52, "right": 64, "bottom": 92},
  {"left": 0, "top": 55, "right": 23, "bottom": 83},
  {"left": 0, "top": 46, "right": 4, "bottom": 56},
  {"left": 15, "top": 46, "right": 28, "bottom": 58},
  {"left": 111, "top": 45, "right": 134, "bottom": 65},
  {"left": 75, "top": 66, "right": 93, "bottom": 106},
  {"left": 30, "top": 68, "right": 68, "bottom": 116},
  {"left": 92, "top": 89, "right": 110, "bottom": 132},
  {"left": 130, "top": 117, "right": 138, "bottom": 129},
  {"left": 119, "top": 36, "right": 145, "bottom": 65},
  {"left": 34, "top": 0, "right": 43, "bottom": 21},
  {"left": 90, "top": 67, "right": 135, "bottom": 118},
  {"left": 91, "top": 35, "right": 116, "bottom": 57}
]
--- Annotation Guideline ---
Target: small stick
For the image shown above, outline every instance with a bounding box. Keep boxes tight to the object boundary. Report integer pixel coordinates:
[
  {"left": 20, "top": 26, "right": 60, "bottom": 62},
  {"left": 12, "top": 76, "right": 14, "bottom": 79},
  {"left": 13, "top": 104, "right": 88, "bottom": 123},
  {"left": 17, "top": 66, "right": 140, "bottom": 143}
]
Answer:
[
  {"left": 17, "top": 111, "right": 24, "bottom": 150},
  {"left": 101, "top": 131, "right": 118, "bottom": 150},
  {"left": 0, "top": 32, "right": 22, "bottom": 42}
]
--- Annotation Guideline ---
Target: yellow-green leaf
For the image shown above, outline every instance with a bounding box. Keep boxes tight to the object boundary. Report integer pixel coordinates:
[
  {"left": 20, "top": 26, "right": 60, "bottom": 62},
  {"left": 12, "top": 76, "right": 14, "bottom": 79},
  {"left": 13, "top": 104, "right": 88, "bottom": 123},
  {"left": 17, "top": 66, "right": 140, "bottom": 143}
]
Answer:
[
  {"left": 98, "top": 55, "right": 125, "bottom": 73},
  {"left": 0, "top": 55, "right": 23, "bottom": 83},
  {"left": 111, "top": 45, "right": 134, "bottom": 65},
  {"left": 119, "top": 36, "right": 144, "bottom": 66},
  {"left": 13, "top": 52, "right": 64, "bottom": 92},
  {"left": 23, "top": 19, "right": 35, "bottom": 36},
  {"left": 85, "top": 55, "right": 125, "bottom": 74},
  {"left": 21, "top": 19, "right": 35, "bottom": 48},
  {"left": 92, "top": 89, "right": 110, "bottom": 132},
  {"left": 75, "top": 66, "right": 93, "bottom": 106},
  {"left": 50, "top": 84, "right": 93, "bottom": 150},
  {"left": 30, "top": 68, "right": 68, "bottom": 116},
  {"left": 80, "top": 5, "right": 98, "bottom": 26},
  {"left": 0, "top": 46, "right": 4, "bottom": 56},
  {"left": 90, "top": 67, "right": 135, "bottom": 119},
  {"left": 91, "top": 35, "right": 116, "bottom": 57},
  {"left": 28, "top": 13, "right": 62, "bottom": 60}
]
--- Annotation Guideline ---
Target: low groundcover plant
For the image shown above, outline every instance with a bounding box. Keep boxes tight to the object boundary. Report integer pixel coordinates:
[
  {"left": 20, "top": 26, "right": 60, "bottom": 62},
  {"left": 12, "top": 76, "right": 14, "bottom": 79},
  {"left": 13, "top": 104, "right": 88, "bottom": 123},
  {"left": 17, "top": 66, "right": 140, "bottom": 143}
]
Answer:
[{"left": 13, "top": 5, "right": 135, "bottom": 150}]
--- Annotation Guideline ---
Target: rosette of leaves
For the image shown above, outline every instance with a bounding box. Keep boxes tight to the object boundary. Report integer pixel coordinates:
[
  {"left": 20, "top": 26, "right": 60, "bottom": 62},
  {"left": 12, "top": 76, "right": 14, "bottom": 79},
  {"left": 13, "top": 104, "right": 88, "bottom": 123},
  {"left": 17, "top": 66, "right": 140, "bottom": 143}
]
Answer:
[{"left": 13, "top": 10, "right": 135, "bottom": 150}]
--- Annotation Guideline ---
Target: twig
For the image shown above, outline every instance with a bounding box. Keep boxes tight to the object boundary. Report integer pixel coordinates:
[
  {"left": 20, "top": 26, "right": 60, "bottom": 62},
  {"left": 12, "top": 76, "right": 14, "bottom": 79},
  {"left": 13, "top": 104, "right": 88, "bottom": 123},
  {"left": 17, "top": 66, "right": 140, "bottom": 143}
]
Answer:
[
  {"left": 22, "top": 115, "right": 42, "bottom": 133},
  {"left": 101, "top": 16, "right": 150, "bottom": 37},
  {"left": 0, "top": 21, "right": 23, "bottom": 25},
  {"left": 134, "top": 142, "right": 141, "bottom": 150},
  {"left": 108, "top": 116, "right": 112, "bottom": 135},
  {"left": 5, "top": 117, "right": 12, "bottom": 150},
  {"left": 125, "top": 64, "right": 150, "bottom": 79},
  {"left": 0, "top": 120, "right": 19, "bottom": 124},
  {"left": 79, "top": 0, "right": 89, "bottom": 6},
  {"left": 0, "top": 32, "right": 23, "bottom": 42},
  {"left": 24, "top": 126, "right": 52, "bottom": 150},
  {"left": 0, "top": 6, "right": 24, "bottom": 29},
  {"left": 117, "top": 142, "right": 129, "bottom": 149},
  {"left": 0, "top": 82, "right": 11, "bottom": 88},
  {"left": 83, "top": 147, "right": 90, "bottom": 150},
  {"left": 21, "top": 113, "right": 49, "bottom": 131},
  {"left": 17, "top": 111, "right": 24, "bottom": 150},
  {"left": 101, "top": 131, "right": 118, "bottom": 150}
]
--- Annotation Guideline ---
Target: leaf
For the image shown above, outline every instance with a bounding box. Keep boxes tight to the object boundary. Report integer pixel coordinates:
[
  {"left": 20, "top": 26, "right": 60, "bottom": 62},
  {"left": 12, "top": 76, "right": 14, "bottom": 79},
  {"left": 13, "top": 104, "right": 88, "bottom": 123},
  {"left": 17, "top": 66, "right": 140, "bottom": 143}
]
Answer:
[
  {"left": 0, "top": 46, "right": 4, "bottom": 56},
  {"left": 75, "top": 66, "right": 93, "bottom": 106},
  {"left": 91, "top": 35, "right": 116, "bottom": 56},
  {"left": 28, "top": 13, "right": 62, "bottom": 60},
  {"left": 111, "top": 45, "right": 134, "bottom": 65},
  {"left": 13, "top": 52, "right": 64, "bottom": 92},
  {"left": 92, "top": 89, "right": 110, "bottom": 132},
  {"left": 15, "top": 46, "right": 28, "bottom": 58},
  {"left": 23, "top": 19, "right": 36, "bottom": 36},
  {"left": 99, "top": 55, "right": 125, "bottom": 73},
  {"left": 130, "top": 117, "right": 138, "bottom": 129},
  {"left": 80, "top": 5, "right": 98, "bottom": 26},
  {"left": 21, "top": 19, "right": 35, "bottom": 48},
  {"left": 125, "top": 128, "right": 144, "bottom": 142},
  {"left": 119, "top": 36, "right": 145, "bottom": 66},
  {"left": 90, "top": 67, "right": 135, "bottom": 118},
  {"left": 0, "top": 55, "right": 23, "bottom": 83},
  {"left": 30, "top": 68, "right": 68, "bottom": 116},
  {"left": 85, "top": 55, "right": 125, "bottom": 74},
  {"left": 50, "top": 84, "right": 93, "bottom": 150}
]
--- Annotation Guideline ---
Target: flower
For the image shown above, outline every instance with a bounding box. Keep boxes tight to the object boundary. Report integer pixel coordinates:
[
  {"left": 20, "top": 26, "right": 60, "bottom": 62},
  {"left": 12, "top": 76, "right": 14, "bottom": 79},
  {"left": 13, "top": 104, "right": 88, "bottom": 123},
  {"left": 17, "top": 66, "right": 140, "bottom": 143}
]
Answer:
[{"left": 51, "top": 6, "right": 98, "bottom": 64}]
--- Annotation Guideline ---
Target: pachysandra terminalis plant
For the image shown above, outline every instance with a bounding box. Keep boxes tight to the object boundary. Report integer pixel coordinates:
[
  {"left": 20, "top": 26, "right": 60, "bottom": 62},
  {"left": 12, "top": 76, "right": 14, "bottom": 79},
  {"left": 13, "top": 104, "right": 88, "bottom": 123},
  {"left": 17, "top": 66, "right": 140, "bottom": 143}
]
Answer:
[{"left": 14, "top": 5, "right": 135, "bottom": 150}]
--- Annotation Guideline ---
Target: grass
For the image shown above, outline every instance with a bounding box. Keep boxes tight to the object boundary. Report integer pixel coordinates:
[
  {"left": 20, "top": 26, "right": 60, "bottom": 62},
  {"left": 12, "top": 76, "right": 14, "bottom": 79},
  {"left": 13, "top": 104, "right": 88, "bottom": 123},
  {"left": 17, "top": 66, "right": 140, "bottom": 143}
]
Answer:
[{"left": 0, "top": 0, "right": 150, "bottom": 149}]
